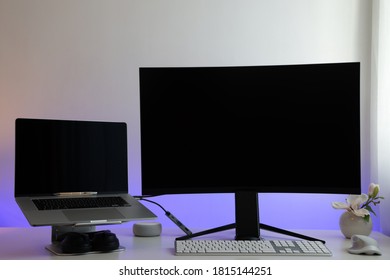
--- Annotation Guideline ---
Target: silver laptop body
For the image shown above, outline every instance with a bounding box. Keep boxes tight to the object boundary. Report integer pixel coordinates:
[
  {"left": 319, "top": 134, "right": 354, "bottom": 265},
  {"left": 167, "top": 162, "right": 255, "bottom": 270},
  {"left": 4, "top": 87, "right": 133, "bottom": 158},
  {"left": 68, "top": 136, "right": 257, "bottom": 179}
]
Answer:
[{"left": 15, "top": 118, "right": 156, "bottom": 227}]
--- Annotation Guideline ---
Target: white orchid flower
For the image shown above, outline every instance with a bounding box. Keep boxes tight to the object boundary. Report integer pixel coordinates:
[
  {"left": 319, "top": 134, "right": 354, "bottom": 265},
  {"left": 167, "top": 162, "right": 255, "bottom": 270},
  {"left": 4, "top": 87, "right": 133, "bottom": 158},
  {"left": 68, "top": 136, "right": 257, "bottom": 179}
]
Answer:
[
  {"left": 332, "top": 194, "right": 370, "bottom": 217},
  {"left": 332, "top": 183, "right": 383, "bottom": 220},
  {"left": 368, "top": 183, "right": 380, "bottom": 198},
  {"left": 348, "top": 194, "right": 368, "bottom": 209}
]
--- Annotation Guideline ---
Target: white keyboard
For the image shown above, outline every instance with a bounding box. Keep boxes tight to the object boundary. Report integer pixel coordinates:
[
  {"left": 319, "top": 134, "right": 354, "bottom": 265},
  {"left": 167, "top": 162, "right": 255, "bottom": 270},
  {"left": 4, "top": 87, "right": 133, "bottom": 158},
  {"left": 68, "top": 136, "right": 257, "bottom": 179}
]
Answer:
[{"left": 175, "top": 239, "right": 332, "bottom": 256}]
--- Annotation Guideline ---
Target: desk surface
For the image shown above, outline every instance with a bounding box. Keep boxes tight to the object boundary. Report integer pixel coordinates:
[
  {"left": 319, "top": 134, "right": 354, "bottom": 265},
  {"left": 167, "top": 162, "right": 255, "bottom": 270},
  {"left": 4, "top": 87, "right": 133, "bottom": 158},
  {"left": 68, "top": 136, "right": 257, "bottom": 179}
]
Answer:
[{"left": 0, "top": 225, "right": 389, "bottom": 260}]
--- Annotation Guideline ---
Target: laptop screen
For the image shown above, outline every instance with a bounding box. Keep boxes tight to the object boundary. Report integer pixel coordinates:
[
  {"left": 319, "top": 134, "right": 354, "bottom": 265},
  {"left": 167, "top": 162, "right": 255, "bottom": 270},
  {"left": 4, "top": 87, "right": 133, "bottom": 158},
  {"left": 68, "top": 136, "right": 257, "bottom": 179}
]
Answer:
[{"left": 15, "top": 119, "right": 128, "bottom": 197}]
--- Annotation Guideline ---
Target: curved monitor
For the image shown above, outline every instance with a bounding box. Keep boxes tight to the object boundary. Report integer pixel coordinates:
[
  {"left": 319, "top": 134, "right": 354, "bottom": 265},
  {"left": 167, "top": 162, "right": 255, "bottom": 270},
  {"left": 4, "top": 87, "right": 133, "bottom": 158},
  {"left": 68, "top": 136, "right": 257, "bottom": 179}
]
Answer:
[
  {"left": 139, "top": 62, "right": 361, "bottom": 239},
  {"left": 140, "top": 63, "right": 360, "bottom": 195}
]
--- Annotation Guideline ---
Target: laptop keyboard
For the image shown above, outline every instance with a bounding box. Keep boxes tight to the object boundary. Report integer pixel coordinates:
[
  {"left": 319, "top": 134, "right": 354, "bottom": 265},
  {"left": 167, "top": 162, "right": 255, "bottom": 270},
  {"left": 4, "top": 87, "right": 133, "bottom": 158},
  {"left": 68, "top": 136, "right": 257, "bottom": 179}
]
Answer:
[{"left": 32, "top": 196, "right": 129, "bottom": 210}]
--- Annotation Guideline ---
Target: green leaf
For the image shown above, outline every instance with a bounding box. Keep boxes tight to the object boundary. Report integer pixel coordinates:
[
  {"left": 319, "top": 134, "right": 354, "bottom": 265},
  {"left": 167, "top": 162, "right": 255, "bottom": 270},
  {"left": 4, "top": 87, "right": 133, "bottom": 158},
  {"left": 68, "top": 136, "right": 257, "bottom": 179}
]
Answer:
[
  {"left": 363, "top": 215, "right": 371, "bottom": 222},
  {"left": 365, "top": 205, "right": 376, "bottom": 216}
]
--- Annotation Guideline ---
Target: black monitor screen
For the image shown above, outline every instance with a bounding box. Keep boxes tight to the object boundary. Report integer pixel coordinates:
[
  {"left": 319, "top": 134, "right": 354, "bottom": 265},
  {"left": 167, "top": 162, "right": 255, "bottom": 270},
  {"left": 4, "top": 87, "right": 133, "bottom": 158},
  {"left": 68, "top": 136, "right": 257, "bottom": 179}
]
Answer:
[
  {"left": 139, "top": 63, "right": 361, "bottom": 197},
  {"left": 15, "top": 119, "right": 128, "bottom": 196}
]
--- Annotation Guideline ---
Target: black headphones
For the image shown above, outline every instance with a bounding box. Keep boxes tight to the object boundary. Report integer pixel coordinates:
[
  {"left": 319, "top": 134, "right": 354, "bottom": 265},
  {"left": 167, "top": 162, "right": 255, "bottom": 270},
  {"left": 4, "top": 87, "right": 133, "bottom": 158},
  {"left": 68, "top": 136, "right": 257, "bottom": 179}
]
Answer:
[{"left": 59, "top": 230, "right": 120, "bottom": 254}]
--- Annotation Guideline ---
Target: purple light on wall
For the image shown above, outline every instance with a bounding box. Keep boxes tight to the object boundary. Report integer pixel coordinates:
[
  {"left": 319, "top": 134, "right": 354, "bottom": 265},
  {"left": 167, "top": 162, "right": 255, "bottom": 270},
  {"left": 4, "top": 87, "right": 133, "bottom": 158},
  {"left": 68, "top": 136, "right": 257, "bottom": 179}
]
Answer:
[
  {"left": 1, "top": 150, "right": 380, "bottom": 233},
  {"left": 134, "top": 193, "right": 381, "bottom": 234},
  {"left": 0, "top": 177, "right": 29, "bottom": 227}
]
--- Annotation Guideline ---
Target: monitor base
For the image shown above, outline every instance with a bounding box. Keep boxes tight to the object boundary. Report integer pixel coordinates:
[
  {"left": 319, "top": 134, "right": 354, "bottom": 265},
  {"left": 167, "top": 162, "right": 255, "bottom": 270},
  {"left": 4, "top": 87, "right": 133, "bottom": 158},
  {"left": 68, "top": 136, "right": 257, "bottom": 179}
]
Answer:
[{"left": 176, "top": 223, "right": 326, "bottom": 244}]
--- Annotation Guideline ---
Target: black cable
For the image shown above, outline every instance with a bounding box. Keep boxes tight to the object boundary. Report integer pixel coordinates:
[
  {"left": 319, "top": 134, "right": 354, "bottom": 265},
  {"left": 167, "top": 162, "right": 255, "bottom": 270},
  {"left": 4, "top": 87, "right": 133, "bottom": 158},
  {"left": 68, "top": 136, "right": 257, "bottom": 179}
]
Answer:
[
  {"left": 135, "top": 196, "right": 193, "bottom": 236},
  {"left": 137, "top": 197, "right": 168, "bottom": 212}
]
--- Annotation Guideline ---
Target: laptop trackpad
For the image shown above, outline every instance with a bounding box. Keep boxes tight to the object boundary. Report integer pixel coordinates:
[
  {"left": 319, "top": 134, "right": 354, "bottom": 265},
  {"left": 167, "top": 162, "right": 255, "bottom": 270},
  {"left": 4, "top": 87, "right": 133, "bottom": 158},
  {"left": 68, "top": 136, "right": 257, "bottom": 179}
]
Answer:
[{"left": 63, "top": 209, "right": 125, "bottom": 221}]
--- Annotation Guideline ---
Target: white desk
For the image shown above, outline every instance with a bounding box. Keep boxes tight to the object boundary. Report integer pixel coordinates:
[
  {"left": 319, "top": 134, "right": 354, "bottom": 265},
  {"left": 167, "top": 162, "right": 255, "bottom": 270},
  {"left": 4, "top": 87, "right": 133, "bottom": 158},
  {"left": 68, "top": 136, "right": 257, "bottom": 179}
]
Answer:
[{"left": 0, "top": 225, "right": 389, "bottom": 260}]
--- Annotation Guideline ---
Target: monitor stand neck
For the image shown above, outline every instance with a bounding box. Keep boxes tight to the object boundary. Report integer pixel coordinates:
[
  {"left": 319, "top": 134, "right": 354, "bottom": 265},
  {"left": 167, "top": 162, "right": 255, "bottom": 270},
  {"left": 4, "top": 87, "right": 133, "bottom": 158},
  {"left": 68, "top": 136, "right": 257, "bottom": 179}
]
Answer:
[{"left": 176, "top": 192, "right": 326, "bottom": 244}]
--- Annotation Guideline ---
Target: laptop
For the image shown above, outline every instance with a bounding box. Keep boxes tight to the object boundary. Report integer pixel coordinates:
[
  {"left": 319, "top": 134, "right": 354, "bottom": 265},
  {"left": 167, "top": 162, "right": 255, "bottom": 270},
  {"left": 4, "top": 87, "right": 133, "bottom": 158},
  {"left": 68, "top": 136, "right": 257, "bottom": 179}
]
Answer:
[{"left": 15, "top": 118, "right": 156, "bottom": 227}]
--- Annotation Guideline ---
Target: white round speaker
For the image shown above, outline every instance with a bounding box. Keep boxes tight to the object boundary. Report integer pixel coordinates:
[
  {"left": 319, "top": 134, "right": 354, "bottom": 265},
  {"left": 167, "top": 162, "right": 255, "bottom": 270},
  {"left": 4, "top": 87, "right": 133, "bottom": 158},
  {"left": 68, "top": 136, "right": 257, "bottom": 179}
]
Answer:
[{"left": 133, "top": 222, "right": 162, "bottom": 237}]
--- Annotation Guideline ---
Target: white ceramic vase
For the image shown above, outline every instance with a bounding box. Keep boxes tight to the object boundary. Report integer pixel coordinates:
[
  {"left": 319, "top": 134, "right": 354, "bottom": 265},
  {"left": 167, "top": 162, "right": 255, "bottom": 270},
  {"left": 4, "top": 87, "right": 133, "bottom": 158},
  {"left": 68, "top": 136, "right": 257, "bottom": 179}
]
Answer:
[{"left": 339, "top": 211, "right": 372, "bottom": 238}]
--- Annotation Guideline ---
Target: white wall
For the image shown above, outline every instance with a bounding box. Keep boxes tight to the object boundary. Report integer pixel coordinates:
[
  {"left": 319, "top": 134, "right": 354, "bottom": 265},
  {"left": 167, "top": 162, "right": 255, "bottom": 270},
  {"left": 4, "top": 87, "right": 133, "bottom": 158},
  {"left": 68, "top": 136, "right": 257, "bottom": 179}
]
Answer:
[
  {"left": 0, "top": 0, "right": 374, "bottom": 231},
  {"left": 372, "top": 0, "right": 390, "bottom": 236}
]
